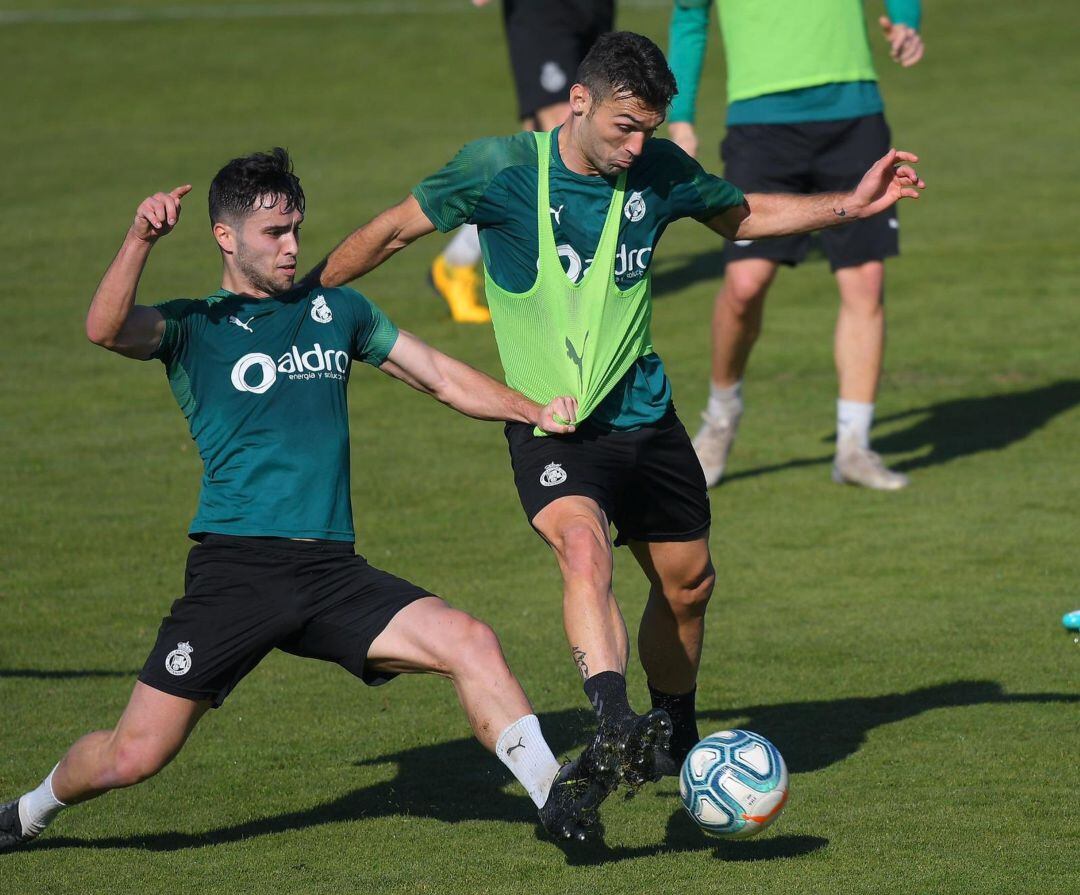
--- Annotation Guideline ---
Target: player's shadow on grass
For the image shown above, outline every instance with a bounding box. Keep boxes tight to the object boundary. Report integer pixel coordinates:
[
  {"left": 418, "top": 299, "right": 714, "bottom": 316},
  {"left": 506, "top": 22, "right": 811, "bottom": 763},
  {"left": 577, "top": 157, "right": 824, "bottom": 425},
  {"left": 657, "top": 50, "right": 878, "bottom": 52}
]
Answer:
[
  {"left": 722, "top": 379, "right": 1080, "bottom": 485},
  {"left": 32, "top": 680, "right": 1076, "bottom": 863}
]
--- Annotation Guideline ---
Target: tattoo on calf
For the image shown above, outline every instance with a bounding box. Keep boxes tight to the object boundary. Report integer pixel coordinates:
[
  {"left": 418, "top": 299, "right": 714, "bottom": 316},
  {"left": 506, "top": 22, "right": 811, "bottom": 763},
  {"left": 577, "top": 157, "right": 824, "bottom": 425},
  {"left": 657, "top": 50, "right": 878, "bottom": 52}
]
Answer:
[{"left": 572, "top": 647, "right": 589, "bottom": 679}]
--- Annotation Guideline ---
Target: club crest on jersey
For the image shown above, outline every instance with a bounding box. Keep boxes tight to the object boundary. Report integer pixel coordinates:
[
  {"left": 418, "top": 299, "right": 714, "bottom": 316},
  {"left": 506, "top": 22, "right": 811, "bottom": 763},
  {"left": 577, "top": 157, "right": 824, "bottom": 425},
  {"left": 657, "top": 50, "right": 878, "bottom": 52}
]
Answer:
[
  {"left": 540, "top": 462, "right": 567, "bottom": 487},
  {"left": 311, "top": 295, "right": 333, "bottom": 324},
  {"left": 165, "top": 642, "right": 193, "bottom": 676},
  {"left": 624, "top": 191, "right": 646, "bottom": 223}
]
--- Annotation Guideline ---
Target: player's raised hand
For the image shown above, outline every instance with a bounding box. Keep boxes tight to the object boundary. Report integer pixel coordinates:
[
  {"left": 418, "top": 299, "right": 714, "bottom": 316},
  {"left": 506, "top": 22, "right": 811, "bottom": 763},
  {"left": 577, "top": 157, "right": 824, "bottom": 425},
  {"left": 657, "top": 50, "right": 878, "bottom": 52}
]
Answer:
[
  {"left": 130, "top": 184, "right": 192, "bottom": 243},
  {"left": 538, "top": 396, "right": 578, "bottom": 435},
  {"left": 879, "top": 16, "right": 924, "bottom": 67},
  {"left": 849, "top": 149, "right": 925, "bottom": 218}
]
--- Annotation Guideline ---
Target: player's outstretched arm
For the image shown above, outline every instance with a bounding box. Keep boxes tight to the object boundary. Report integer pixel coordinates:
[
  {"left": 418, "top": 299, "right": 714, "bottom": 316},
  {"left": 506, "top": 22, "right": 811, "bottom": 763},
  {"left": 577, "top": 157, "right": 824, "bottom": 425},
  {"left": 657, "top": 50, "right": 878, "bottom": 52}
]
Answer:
[
  {"left": 378, "top": 330, "right": 578, "bottom": 434},
  {"left": 86, "top": 185, "right": 192, "bottom": 359},
  {"left": 311, "top": 195, "right": 437, "bottom": 288},
  {"left": 707, "top": 149, "right": 925, "bottom": 241}
]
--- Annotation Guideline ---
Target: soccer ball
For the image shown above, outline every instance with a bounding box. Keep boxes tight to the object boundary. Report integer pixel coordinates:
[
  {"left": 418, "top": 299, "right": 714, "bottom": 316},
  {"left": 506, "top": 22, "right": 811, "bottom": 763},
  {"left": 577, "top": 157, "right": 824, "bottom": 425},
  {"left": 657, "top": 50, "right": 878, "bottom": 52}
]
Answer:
[{"left": 679, "top": 729, "right": 789, "bottom": 839}]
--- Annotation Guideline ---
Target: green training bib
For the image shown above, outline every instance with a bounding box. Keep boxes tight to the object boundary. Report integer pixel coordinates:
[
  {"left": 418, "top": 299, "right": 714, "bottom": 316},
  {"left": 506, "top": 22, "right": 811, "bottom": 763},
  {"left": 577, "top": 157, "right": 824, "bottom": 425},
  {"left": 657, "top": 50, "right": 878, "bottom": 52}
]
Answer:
[{"left": 484, "top": 130, "right": 653, "bottom": 433}]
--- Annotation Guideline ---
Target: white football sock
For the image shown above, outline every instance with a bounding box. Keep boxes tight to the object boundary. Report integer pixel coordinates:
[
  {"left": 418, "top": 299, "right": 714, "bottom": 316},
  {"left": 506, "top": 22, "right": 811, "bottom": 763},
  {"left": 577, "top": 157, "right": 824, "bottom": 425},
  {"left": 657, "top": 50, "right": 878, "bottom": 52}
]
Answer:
[
  {"left": 837, "top": 399, "right": 874, "bottom": 450},
  {"left": 707, "top": 380, "right": 743, "bottom": 421},
  {"left": 441, "top": 224, "right": 482, "bottom": 268},
  {"left": 495, "top": 714, "right": 562, "bottom": 809},
  {"left": 18, "top": 764, "right": 66, "bottom": 837}
]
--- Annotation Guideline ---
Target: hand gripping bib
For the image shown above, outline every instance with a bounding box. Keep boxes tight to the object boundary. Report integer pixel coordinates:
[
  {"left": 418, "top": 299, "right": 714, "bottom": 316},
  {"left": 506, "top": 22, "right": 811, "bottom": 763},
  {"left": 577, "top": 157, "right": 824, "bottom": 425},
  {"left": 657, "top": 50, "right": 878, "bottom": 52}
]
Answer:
[{"left": 484, "top": 131, "right": 653, "bottom": 433}]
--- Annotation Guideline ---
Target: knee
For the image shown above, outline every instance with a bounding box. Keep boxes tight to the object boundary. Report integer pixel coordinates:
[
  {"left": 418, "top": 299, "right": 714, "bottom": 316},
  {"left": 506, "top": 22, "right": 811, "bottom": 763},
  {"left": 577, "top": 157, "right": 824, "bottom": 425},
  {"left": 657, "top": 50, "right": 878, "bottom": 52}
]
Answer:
[
  {"left": 106, "top": 736, "right": 173, "bottom": 789},
  {"left": 556, "top": 523, "right": 609, "bottom": 584},
  {"left": 441, "top": 613, "right": 505, "bottom": 677},
  {"left": 661, "top": 563, "right": 715, "bottom": 618},
  {"left": 720, "top": 270, "right": 771, "bottom": 319}
]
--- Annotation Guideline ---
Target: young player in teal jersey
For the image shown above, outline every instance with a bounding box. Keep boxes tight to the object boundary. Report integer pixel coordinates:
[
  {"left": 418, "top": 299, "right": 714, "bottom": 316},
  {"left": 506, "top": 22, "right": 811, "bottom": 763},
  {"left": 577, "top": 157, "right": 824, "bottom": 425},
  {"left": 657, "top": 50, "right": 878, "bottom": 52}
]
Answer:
[
  {"left": 311, "top": 32, "right": 924, "bottom": 826},
  {"left": 667, "top": 0, "right": 925, "bottom": 490},
  {"left": 0, "top": 150, "right": 605, "bottom": 851}
]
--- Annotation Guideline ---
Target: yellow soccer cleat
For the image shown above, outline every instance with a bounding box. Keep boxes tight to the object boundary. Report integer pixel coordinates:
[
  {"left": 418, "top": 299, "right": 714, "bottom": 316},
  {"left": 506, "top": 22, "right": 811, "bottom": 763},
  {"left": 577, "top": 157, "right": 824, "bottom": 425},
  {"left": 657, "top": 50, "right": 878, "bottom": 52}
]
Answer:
[{"left": 430, "top": 256, "right": 491, "bottom": 324}]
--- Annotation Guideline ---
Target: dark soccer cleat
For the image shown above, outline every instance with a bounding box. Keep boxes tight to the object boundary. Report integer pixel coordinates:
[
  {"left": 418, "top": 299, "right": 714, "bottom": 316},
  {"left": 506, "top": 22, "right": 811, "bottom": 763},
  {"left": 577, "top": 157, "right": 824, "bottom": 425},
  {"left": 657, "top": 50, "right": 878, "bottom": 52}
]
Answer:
[
  {"left": 585, "top": 709, "right": 674, "bottom": 792},
  {"left": 0, "top": 799, "right": 36, "bottom": 852},
  {"left": 538, "top": 755, "right": 610, "bottom": 842}
]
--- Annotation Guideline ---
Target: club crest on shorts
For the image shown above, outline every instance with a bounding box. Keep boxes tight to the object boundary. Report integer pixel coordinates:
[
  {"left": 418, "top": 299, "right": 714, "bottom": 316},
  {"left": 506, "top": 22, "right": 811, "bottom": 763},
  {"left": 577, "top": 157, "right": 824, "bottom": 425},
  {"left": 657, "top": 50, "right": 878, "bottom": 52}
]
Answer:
[
  {"left": 624, "top": 191, "right": 647, "bottom": 223},
  {"left": 539, "top": 462, "right": 567, "bottom": 487},
  {"left": 165, "top": 642, "right": 194, "bottom": 676},
  {"left": 310, "top": 295, "right": 333, "bottom": 324},
  {"left": 540, "top": 61, "right": 567, "bottom": 94}
]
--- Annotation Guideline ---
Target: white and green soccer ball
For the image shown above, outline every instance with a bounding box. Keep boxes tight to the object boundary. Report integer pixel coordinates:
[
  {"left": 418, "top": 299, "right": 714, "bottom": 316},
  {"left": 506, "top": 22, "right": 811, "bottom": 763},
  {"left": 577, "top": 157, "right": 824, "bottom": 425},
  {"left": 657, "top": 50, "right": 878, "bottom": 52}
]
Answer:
[{"left": 679, "top": 729, "right": 789, "bottom": 839}]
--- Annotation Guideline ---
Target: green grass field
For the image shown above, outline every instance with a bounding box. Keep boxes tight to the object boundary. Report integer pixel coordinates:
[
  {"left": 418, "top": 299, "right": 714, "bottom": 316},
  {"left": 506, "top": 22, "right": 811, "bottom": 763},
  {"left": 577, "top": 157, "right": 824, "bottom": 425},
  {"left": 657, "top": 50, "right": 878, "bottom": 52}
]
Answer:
[{"left": 2, "top": 1, "right": 1078, "bottom": 892}]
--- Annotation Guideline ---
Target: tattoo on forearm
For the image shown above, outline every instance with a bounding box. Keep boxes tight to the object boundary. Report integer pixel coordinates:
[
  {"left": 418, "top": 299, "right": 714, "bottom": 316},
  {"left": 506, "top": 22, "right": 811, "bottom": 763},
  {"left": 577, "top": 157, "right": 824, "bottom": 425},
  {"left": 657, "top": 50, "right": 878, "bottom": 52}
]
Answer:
[
  {"left": 834, "top": 207, "right": 847, "bottom": 217},
  {"left": 572, "top": 647, "right": 589, "bottom": 679}
]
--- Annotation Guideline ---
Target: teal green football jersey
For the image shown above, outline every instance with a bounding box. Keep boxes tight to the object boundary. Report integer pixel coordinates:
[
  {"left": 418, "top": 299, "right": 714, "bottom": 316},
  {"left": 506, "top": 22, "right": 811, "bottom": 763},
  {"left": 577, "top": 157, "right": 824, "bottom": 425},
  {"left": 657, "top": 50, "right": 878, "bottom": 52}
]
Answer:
[
  {"left": 151, "top": 285, "right": 398, "bottom": 541},
  {"left": 413, "top": 127, "right": 744, "bottom": 430}
]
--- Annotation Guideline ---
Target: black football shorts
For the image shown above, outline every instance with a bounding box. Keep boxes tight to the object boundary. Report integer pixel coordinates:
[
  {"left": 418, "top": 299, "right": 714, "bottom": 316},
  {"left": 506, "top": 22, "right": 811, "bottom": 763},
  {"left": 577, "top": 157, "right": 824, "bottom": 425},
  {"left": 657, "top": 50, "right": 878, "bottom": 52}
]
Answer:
[
  {"left": 504, "top": 408, "right": 711, "bottom": 546},
  {"left": 721, "top": 113, "right": 899, "bottom": 271},
  {"left": 138, "top": 535, "right": 430, "bottom": 706},
  {"left": 502, "top": 0, "right": 615, "bottom": 120}
]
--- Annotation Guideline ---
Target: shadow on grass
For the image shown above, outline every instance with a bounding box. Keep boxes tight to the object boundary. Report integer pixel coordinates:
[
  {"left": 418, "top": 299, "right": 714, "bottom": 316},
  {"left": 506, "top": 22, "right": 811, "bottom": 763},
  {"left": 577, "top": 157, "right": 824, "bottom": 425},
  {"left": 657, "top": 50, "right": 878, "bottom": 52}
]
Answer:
[
  {"left": 29, "top": 680, "right": 1076, "bottom": 862},
  {"left": 721, "top": 379, "right": 1080, "bottom": 486}
]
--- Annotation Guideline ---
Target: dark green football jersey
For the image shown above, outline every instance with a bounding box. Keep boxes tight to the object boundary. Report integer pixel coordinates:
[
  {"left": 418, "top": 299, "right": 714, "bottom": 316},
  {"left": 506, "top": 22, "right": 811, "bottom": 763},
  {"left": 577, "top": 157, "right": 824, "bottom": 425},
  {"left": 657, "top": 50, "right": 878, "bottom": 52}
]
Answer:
[
  {"left": 151, "top": 285, "right": 398, "bottom": 541},
  {"left": 413, "top": 127, "right": 743, "bottom": 429}
]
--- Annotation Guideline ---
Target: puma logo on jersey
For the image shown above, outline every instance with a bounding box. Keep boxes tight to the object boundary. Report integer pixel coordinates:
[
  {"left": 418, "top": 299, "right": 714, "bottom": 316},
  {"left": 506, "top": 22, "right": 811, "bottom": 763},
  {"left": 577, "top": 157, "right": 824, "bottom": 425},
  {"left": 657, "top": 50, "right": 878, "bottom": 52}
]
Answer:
[
  {"left": 229, "top": 315, "right": 254, "bottom": 333},
  {"left": 550, "top": 205, "right": 564, "bottom": 225},
  {"left": 565, "top": 332, "right": 589, "bottom": 391}
]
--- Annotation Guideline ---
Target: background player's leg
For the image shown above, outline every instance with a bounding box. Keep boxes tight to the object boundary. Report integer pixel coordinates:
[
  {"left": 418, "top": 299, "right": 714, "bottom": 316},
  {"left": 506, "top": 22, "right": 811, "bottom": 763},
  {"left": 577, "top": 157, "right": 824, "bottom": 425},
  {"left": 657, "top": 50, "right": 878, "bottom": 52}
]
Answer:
[
  {"left": 2, "top": 682, "right": 209, "bottom": 848},
  {"left": 832, "top": 260, "right": 908, "bottom": 489},
  {"left": 631, "top": 536, "right": 714, "bottom": 767},
  {"left": 834, "top": 260, "right": 885, "bottom": 405},
  {"left": 694, "top": 258, "right": 779, "bottom": 486},
  {"left": 532, "top": 101, "right": 570, "bottom": 132}
]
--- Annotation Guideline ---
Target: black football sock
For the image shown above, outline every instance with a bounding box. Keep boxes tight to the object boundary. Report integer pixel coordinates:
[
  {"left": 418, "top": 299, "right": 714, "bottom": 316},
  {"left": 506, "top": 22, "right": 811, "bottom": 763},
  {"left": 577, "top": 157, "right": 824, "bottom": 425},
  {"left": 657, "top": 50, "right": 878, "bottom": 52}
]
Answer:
[
  {"left": 583, "top": 671, "right": 634, "bottom": 729},
  {"left": 648, "top": 682, "right": 699, "bottom": 759}
]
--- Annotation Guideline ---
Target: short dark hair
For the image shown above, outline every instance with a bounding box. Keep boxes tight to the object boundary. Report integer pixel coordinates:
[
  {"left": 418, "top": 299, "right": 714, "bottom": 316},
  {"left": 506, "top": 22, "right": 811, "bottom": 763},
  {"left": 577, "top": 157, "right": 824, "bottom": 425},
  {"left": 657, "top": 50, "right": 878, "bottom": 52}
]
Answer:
[
  {"left": 576, "top": 31, "right": 678, "bottom": 112},
  {"left": 208, "top": 147, "right": 305, "bottom": 225}
]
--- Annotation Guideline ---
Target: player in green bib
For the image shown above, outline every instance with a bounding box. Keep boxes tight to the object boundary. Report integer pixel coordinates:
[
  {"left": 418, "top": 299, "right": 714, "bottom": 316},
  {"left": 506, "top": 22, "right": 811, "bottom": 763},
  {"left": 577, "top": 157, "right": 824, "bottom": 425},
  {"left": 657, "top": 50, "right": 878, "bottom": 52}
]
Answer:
[
  {"left": 0, "top": 150, "right": 607, "bottom": 852},
  {"left": 313, "top": 32, "right": 924, "bottom": 823},
  {"left": 667, "top": 0, "right": 926, "bottom": 489}
]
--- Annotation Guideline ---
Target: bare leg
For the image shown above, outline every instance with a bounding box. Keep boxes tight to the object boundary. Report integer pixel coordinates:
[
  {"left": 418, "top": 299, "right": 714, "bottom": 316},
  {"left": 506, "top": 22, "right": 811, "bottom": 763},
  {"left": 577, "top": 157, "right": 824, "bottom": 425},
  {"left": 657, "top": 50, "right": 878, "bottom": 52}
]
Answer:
[
  {"left": 632, "top": 538, "right": 715, "bottom": 695},
  {"left": 834, "top": 261, "right": 886, "bottom": 403},
  {"left": 530, "top": 496, "right": 628, "bottom": 681},
  {"left": 366, "top": 596, "right": 533, "bottom": 752},
  {"left": 531, "top": 102, "right": 571, "bottom": 133},
  {"left": 711, "top": 258, "right": 780, "bottom": 387},
  {"left": 52, "top": 682, "right": 209, "bottom": 805}
]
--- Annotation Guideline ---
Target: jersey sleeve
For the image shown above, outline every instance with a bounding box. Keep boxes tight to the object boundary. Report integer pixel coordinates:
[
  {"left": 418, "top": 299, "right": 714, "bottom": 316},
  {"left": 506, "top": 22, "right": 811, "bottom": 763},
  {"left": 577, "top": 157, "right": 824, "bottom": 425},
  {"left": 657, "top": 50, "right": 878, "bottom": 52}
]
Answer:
[
  {"left": 411, "top": 134, "right": 536, "bottom": 232},
  {"left": 150, "top": 298, "right": 197, "bottom": 364},
  {"left": 648, "top": 139, "right": 745, "bottom": 222},
  {"left": 885, "top": 0, "right": 921, "bottom": 31},
  {"left": 345, "top": 290, "right": 399, "bottom": 366},
  {"left": 668, "top": 0, "right": 713, "bottom": 124}
]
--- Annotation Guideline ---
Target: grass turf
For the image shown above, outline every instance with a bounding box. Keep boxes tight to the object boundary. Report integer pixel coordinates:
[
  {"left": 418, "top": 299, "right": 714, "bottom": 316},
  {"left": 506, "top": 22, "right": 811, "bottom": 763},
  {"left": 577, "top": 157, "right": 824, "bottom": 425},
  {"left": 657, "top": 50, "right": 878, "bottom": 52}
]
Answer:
[{"left": 1, "top": 1, "right": 1078, "bottom": 892}]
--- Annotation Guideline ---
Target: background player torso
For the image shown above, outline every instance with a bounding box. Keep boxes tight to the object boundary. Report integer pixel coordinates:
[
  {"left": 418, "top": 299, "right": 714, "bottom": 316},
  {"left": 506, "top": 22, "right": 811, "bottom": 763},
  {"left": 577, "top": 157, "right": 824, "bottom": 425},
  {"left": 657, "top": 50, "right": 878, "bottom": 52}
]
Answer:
[{"left": 153, "top": 285, "right": 397, "bottom": 540}]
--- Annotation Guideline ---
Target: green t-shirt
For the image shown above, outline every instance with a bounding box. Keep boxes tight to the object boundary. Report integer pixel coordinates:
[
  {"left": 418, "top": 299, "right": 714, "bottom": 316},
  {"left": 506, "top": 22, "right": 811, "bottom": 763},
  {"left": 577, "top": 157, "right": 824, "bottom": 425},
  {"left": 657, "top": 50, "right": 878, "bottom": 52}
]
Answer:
[
  {"left": 152, "top": 285, "right": 398, "bottom": 541},
  {"left": 413, "top": 127, "right": 744, "bottom": 430}
]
